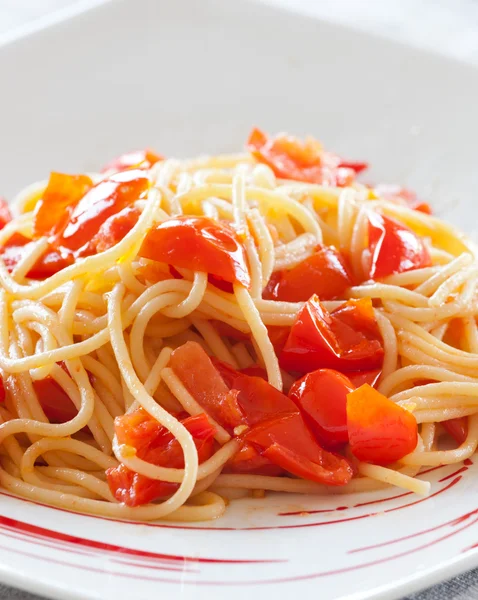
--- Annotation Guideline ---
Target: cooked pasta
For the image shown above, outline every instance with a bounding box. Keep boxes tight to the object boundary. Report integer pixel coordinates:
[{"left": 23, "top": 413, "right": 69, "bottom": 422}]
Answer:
[{"left": 0, "top": 129, "right": 476, "bottom": 522}]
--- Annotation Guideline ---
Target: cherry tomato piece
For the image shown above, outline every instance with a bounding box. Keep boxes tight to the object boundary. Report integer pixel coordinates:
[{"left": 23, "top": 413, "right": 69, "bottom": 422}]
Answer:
[
  {"left": 225, "top": 442, "right": 284, "bottom": 476},
  {"left": 33, "top": 377, "right": 77, "bottom": 423},
  {"left": 33, "top": 173, "right": 94, "bottom": 238},
  {"left": 91, "top": 206, "right": 141, "bottom": 253},
  {"left": 347, "top": 369, "right": 381, "bottom": 389},
  {"left": 0, "top": 233, "right": 73, "bottom": 279},
  {"left": 59, "top": 170, "right": 149, "bottom": 253},
  {"left": 212, "top": 358, "right": 297, "bottom": 426},
  {"left": 239, "top": 364, "right": 268, "bottom": 379},
  {"left": 368, "top": 212, "right": 431, "bottom": 279},
  {"left": 101, "top": 149, "right": 163, "bottom": 173},
  {"left": 106, "top": 465, "right": 177, "bottom": 507},
  {"left": 170, "top": 342, "right": 244, "bottom": 432},
  {"left": 140, "top": 216, "right": 250, "bottom": 288},
  {"left": 212, "top": 321, "right": 250, "bottom": 342},
  {"left": 289, "top": 369, "right": 354, "bottom": 450},
  {"left": 346, "top": 384, "right": 418, "bottom": 465},
  {"left": 267, "top": 325, "right": 291, "bottom": 356},
  {"left": 280, "top": 296, "right": 384, "bottom": 374},
  {"left": 171, "top": 343, "right": 353, "bottom": 486},
  {"left": 263, "top": 245, "right": 352, "bottom": 302},
  {"left": 442, "top": 417, "right": 468, "bottom": 445},
  {"left": 247, "top": 128, "right": 362, "bottom": 187},
  {"left": 107, "top": 409, "right": 215, "bottom": 507},
  {"left": 245, "top": 413, "right": 353, "bottom": 485},
  {"left": 212, "top": 355, "right": 352, "bottom": 484}
]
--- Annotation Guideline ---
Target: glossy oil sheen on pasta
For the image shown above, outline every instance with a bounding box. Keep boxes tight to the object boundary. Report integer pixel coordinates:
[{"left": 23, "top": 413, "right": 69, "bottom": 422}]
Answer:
[{"left": 0, "top": 130, "right": 476, "bottom": 523}]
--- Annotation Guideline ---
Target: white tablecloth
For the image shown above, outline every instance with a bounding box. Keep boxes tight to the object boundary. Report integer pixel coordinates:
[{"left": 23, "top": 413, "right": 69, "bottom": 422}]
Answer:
[{"left": 1, "top": 1, "right": 478, "bottom": 598}]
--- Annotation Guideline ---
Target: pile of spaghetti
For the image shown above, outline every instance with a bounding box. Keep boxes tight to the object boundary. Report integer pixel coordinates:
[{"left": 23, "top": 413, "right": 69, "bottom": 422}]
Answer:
[{"left": 0, "top": 128, "right": 476, "bottom": 522}]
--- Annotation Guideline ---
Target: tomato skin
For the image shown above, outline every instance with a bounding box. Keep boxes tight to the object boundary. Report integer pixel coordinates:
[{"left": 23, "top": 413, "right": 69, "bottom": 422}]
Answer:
[
  {"left": 210, "top": 322, "right": 288, "bottom": 360},
  {"left": 225, "top": 442, "right": 284, "bottom": 476},
  {"left": 368, "top": 212, "right": 431, "bottom": 279},
  {"left": 107, "top": 409, "right": 215, "bottom": 507},
  {"left": 289, "top": 369, "right": 354, "bottom": 450},
  {"left": 33, "top": 170, "right": 149, "bottom": 256},
  {"left": 280, "top": 296, "right": 384, "bottom": 374},
  {"left": 247, "top": 128, "right": 363, "bottom": 187},
  {"left": 442, "top": 417, "right": 468, "bottom": 445},
  {"left": 106, "top": 465, "right": 177, "bottom": 506},
  {"left": 0, "top": 233, "right": 73, "bottom": 279},
  {"left": 373, "top": 185, "right": 432, "bottom": 215},
  {"left": 140, "top": 216, "right": 250, "bottom": 288},
  {"left": 263, "top": 245, "right": 352, "bottom": 302},
  {"left": 0, "top": 198, "right": 12, "bottom": 229},
  {"left": 212, "top": 355, "right": 352, "bottom": 485},
  {"left": 347, "top": 369, "right": 381, "bottom": 389},
  {"left": 245, "top": 413, "right": 353, "bottom": 486},
  {"left": 170, "top": 344, "right": 353, "bottom": 485},
  {"left": 33, "top": 173, "right": 94, "bottom": 239},
  {"left": 267, "top": 325, "right": 291, "bottom": 356},
  {"left": 115, "top": 408, "right": 215, "bottom": 464},
  {"left": 170, "top": 343, "right": 353, "bottom": 485},
  {"left": 101, "top": 149, "right": 163, "bottom": 174},
  {"left": 91, "top": 206, "right": 141, "bottom": 253},
  {"left": 208, "top": 274, "right": 234, "bottom": 293},
  {"left": 170, "top": 342, "right": 245, "bottom": 432},
  {"left": 212, "top": 358, "right": 297, "bottom": 426},
  {"left": 0, "top": 378, "right": 5, "bottom": 403},
  {"left": 6, "top": 171, "right": 147, "bottom": 277},
  {"left": 212, "top": 321, "right": 250, "bottom": 342},
  {"left": 59, "top": 170, "right": 149, "bottom": 253},
  {"left": 33, "top": 377, "right": 77, "bottom": 423},
  {"left": 346, "top": 384, "right": 418, "bottom": 465},
  {"left": 240, "top": 364, "right": 268, "bottom": 379}
]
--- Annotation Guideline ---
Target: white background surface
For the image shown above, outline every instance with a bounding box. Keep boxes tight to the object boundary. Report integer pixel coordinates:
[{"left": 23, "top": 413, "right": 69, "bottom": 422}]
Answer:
[
  {"left": 3, "top": 0, "right": 478, "bottom": 65},
  {"left": 1, "top": 2, "right": 478, "bottom": 600}
]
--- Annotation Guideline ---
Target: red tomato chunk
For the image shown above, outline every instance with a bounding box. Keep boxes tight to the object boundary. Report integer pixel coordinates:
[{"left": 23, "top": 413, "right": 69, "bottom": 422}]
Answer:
[
  {"left": 442, "top": 417, "right": 468, "bottom": 445},
  {"left": 280, "top": 295, "right": 384, "bottom": 374},
  {"left": 58, "top": 170, "right": 149, "bottom": 253},
  {"left": 247, "top": 128, "right": 367, "bottom": 187},
  {"left": 91, "top": 206, "right": 141, "bottom": 253},
  {"left": 140, "top": 216, "right": 250, "bottom": 288},
  {"left": 3, "top": 170, "right": 150, "bottom": 279},
  {"left": 33, "top": 377, "right": 77, "bottom": 423},
  {"left": 368, "top": 212, "right": 431, "bottom": 279},
  {"left": 289, "top": 369, "right": 354, "bottom": 450},
  {"left": 101, "top": 149, "right": 163, "bottom": 174},
  {"left": 107, "top": 409, "right": 215, "bottom": 507},
  {"left": 263, "top": 245, "right": 352, "bottom": 302},
  {"left": 0, "top": 233, "right": 73, "bottom": 279},
  {"left": 171, "top": 342, "right": 353, "bottom": 486},
  {"left": 170, "top": 342, "right": 245, "bottom": 433},
  {"left": 346, "top": 384, "right": 418, "bottom": 465}
]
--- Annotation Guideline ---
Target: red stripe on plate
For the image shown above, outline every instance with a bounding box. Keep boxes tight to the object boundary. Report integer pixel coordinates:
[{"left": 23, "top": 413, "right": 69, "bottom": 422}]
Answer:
[
  {"left": 0, "top": 513, "right": 282, "bottom": 564},
  {"left": 349, "top": 508, "right": 478, "bottom": 553},
  {"left": 439, "top": 466, "right": 468, "bottom": 482}
]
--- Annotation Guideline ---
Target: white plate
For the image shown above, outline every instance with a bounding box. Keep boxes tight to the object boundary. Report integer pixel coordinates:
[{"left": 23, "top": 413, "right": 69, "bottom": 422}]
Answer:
[{"left": 1, "top": 1, "right": 478, "bottom": 599}]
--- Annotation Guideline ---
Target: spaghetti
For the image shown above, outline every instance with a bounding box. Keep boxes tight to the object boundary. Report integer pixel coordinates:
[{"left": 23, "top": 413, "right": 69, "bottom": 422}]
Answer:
[{"left": 0, "top": 129, "right": 476, "bottom": 522}]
